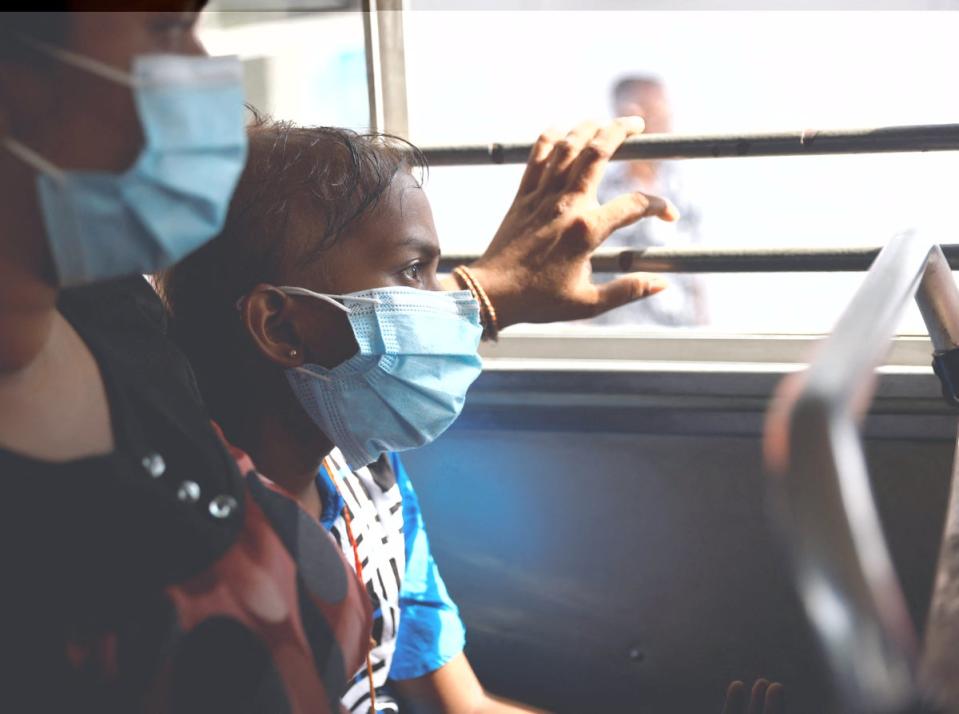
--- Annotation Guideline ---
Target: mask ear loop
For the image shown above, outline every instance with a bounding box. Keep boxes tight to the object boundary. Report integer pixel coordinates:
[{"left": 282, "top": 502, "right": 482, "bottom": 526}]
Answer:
[
  {"left": 234, "top": 287, "right": 378, "bottom": 382},
  {"left": 293, "top": 364, "right": 332, "bottom": 382},
  {"left": 3, "top": 37, "right": 134, "bottom": 182},
  {"left": 234, "top": 286, "right": 375, "bottom": 313},
  {"left": 279, "top": 288, "right": 368, "bottom": 383},
  {"left": 2, "top": 138, "right": 66, "bottom": 182},
  {"left": 18, "top": 35, "right": 135, "bottom": 87},
  {"left": 276, "top": 285, "right": 380, "bottom": 312}
]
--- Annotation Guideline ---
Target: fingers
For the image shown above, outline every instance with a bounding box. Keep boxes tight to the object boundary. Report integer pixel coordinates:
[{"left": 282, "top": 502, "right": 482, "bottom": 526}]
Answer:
[
  {"left": 565, "top": 115, "right": 646, "bottom": 194},
  {"left": 539, "top": 120, "right": 600, "bottom": 190},
  {"left": 747, "top": 679, "right": 770, "bottom": 714},
  {"left": 517, "top": 128, "right": 563, "bottom": 196},
  {"left": 521, "top": 116, "right": 649, "bottom": 198},
  {"left": 721, "top": 678, "right": 784, "bottom": 714},
  {"left": 595, "top": 191, "right": 679, "bottom": 246},
  {"left": 764, "top": 683, "right": 784, "bottom": 714},
  {"left": 593, "top": 272, "right": 668, "bottom": 315},
  {"left": 721, "top": 681, "right": 747, "bottom": 714}
]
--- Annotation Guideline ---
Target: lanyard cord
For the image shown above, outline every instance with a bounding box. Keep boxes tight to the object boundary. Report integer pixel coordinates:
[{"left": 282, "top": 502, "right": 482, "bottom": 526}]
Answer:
[{"left": 323, "top": 458, "right": 378, "bottom": 714}]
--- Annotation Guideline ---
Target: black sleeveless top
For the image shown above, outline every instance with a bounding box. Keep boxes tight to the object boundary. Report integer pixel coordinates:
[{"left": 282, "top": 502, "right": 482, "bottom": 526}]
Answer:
[{"left": 0, "top": 277, "right": 371, "bottom": 713}]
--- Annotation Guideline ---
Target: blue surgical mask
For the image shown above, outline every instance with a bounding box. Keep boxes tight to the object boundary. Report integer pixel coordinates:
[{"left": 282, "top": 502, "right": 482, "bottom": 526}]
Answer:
[
  {"left": 3, "top": 41, "right": 248, "bottom": 287},
  {"left": 280, "top": 286, "right": 483, "bottom": 469}
]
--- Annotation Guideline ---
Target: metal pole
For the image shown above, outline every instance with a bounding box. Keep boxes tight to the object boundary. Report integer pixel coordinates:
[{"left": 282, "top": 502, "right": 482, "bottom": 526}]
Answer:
[
  {"left": 361, "top": 0, "right": 384, "bottom": 132},
  {"left": 438, "top": 245, "right": 959, "bottom": 275},
  {"left": 420, "top": 123, "right": 959, "bottom": 165},
  {"left": 361, "top": 0, "right": 409, "bottom": 138}
]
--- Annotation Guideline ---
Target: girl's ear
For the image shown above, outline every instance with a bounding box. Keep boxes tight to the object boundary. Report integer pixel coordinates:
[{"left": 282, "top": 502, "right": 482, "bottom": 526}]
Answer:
[
  {"left": 241, "top": 284, "right": 307, "bottom": 368},
  {"left": 239, "top": 283, "right": 359, "bottom": 370}
]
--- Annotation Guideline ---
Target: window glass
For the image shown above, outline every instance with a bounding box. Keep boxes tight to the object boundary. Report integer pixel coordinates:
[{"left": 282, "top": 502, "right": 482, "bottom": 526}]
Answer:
[
  {"left": 403, "top": 7, "right": 959, "bottom": 334},
  {"left": 200, "top": 6, "right": 959, "bottom": 335},
  {"left": 199, "top": 8, "right": 369, "bottom": 131}
]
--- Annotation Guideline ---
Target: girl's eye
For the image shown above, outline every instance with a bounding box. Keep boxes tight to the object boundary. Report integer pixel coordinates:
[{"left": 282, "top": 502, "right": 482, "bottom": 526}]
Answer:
[{"left": 401, "top": 263, "right": 422, "bottom": 283}]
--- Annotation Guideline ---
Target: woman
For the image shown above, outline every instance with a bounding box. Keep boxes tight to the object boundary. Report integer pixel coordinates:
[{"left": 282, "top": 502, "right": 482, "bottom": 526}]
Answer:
[{"left": 0, "top": 10, "right": 377, "bottom": 711}]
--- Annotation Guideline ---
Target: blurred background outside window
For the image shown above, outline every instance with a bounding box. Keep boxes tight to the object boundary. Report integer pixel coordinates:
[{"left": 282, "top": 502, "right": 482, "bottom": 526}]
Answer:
[{"left": 200, "top": 3, "right": 959, "bottom": 335}]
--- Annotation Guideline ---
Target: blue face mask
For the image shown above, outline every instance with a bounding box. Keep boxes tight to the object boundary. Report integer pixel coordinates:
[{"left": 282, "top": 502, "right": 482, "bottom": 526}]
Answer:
[
  {"left": 3, "top": 41, "right": 248, "bottom": 287},
  {"left": 280, "top": 286, "right": 484, "bottom": 469}
]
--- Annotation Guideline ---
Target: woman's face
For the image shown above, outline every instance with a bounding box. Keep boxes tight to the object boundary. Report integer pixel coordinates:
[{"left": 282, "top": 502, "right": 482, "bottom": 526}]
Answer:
[
  {"left": 1, "top": 10, "right": 206, "bottom": 174},
  {"left": 0, "top": 9, "right": 207, "bottom": 287}
]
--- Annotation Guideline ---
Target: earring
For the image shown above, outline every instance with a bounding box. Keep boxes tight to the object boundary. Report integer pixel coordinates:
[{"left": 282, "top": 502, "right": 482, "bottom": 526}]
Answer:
[{"left": 288, "top": 348, "right": 299, "bottom": 359}]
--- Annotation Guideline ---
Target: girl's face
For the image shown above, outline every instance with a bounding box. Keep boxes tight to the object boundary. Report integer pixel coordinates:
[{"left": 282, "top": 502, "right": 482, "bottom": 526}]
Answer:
[
  {"left": 265, "top": 170, "right": 444, "bottom": 371},
  {"left": 293, "top": 170, "right": 443, "bottom": 296}
]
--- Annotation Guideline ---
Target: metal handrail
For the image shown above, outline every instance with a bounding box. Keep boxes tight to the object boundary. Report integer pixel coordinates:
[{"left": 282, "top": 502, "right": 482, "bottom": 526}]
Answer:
[
  {"left": 421, "top": 123, "right": 959, "bottom": 166},
  {"left": 439, "top": 245, "right": 959, "bottom": 274},
  {"left": 763, "top": 232, "right": 959, "bottom": 713}
]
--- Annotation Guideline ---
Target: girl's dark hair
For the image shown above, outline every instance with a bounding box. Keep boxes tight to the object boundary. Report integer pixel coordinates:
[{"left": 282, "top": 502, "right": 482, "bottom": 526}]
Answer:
[{"left": 157, "top": 111, "right": 427, "bottom": 438}]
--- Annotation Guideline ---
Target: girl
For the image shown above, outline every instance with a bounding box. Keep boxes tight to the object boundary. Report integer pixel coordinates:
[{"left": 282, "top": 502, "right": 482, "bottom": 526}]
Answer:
[
  {"left": 159, "top": 115, "right": 676, "bottom": 712},
  {"left": 0, "top": 11, "right": 673, "bottom": 710}
]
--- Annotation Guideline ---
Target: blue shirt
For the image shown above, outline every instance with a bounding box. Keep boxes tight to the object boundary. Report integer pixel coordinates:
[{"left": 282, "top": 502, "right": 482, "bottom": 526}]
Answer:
[{"left": 316, "top": 452, "right": 465, "bottom": 682}]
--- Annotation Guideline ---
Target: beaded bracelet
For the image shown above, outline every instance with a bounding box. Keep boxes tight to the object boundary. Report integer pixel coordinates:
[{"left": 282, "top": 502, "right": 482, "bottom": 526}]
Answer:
[{"left": 452, "top": 265, "right": 499, "bottom": 342}]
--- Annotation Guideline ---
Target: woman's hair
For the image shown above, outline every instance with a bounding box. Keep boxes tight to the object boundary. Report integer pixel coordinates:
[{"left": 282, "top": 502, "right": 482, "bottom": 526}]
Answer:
[
  {"left": 0, "top": 6, "right": 207, "bottom": 61},
  {"left": 0, "top": 12, "right": 70, "bottom": 61},
  {"left": 157, "top": 111, "right": 427, "bottom": 436}
]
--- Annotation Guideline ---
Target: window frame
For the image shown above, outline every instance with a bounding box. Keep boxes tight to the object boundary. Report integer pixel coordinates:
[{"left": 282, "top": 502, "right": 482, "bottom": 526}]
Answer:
[{"left": 364, "top": 5, "right": 959, "bottom": 368}]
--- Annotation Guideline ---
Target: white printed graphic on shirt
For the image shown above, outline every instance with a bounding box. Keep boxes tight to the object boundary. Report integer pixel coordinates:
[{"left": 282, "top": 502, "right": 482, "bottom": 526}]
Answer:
[{"left": 325, "top": 448, "right": 406, "bottom": 714}]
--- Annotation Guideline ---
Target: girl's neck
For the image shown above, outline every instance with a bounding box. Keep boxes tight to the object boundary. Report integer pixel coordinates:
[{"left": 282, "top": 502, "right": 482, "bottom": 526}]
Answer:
[{"left": 238, "top": 400, "right": 335, "bottom": 518}]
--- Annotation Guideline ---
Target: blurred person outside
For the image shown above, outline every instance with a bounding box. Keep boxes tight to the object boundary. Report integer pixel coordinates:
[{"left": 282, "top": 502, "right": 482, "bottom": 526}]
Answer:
[{"left": 594, "top": 75, "right": 708, "bottom": 327}]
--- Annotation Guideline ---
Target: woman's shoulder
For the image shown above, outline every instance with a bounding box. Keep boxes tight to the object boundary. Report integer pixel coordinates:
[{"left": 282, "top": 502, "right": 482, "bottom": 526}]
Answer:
[
  {"left": 2, "top": 275, "right": 247, "bottom": 602},
  {"left": 59, "top": 275, "right": 206, "bottom": 406},
  {"left": 0, "top": 348, "right": 371, "bottom": 713}
]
